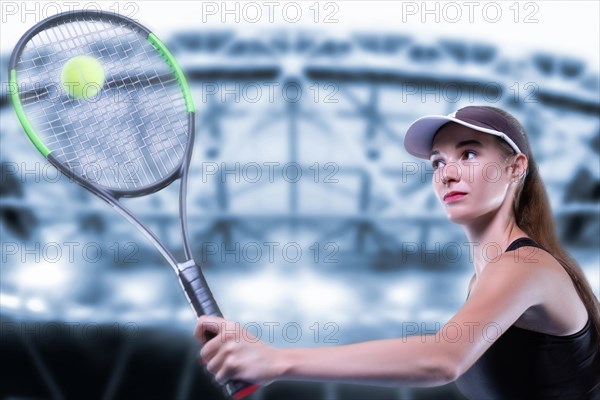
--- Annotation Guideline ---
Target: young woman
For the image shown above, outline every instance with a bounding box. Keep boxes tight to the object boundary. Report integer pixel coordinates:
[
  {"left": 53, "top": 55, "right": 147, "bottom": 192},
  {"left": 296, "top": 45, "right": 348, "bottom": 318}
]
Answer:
[{"left": 196, "top": 106, "right": 600, "bottom": 398}]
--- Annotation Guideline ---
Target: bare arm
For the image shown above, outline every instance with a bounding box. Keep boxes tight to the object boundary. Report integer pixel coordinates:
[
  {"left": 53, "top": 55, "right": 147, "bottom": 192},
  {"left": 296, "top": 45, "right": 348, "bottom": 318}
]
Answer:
[
  {"left": 278, "top": 335, "right": 458, "bottom": 387},
  {"left": 197, "top": 254, "right": 546, "bottom": 387}
]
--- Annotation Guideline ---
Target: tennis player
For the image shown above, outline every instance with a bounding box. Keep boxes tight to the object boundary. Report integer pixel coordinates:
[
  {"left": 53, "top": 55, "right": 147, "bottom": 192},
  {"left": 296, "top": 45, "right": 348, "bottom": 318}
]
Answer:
[{"left": 196, "top": 106, "right": 600, "bottom": 398}]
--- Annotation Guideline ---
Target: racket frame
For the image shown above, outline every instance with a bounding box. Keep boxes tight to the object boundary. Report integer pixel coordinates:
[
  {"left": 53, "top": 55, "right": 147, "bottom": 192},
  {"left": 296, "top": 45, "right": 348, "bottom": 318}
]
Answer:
[{"left": 9, "top": 10, "right": 259, "bottom": 399}]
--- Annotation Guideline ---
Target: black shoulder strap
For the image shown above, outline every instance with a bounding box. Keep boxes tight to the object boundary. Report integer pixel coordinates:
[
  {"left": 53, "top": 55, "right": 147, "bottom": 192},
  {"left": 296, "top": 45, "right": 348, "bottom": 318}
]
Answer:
[{"left": 505, "top": 237, "right": 547, "bottom": 252}]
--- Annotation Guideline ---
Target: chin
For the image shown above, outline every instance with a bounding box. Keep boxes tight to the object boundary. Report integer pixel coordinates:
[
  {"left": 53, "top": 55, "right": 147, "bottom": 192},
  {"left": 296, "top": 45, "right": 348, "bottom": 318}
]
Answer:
[
  {"left": 446, "top": 213, "right": 471, "bottom": 225},
  {"left": 445, "top": 205, "right": 500, "bottom": 226},
  {"left": 444, "top": 205, "right": 479, "bottom": 225}
]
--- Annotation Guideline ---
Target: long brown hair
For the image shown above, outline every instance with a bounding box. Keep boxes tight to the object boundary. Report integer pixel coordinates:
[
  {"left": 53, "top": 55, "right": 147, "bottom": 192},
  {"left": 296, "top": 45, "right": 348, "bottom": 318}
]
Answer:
[{"left": 483, "top": 106, "right": 600, "bottom": 347}]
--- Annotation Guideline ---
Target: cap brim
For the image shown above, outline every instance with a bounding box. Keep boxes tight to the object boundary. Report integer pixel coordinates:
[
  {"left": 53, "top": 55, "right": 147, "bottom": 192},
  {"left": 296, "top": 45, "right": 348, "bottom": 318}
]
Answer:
[
  {"left": 404, "top": 114, "right": 516, "bottom": 159},
  {"left": 404, "top": 115, "right": 460, "bottom": 159}
]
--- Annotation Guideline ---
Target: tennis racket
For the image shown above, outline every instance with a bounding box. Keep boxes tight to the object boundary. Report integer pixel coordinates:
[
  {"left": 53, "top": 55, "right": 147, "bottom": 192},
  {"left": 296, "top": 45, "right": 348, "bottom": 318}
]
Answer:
[{"left": 9, "top": 10, "right": 258, "bottom": 400}]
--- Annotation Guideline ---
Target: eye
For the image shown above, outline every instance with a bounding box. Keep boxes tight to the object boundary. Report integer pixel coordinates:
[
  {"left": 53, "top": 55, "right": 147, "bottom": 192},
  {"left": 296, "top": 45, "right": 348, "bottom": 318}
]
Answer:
[
  {"left": 463, "top": 150, "right": 477, "bottom": 160},
  {"left": 431, "top": 159, "right": 445, "bottom": 170}
]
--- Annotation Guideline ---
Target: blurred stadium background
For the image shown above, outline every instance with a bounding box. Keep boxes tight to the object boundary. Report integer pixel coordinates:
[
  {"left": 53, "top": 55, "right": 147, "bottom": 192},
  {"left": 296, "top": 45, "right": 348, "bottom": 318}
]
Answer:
[{"left": 1, "top": 1, "right": 599, "bottom": 399}]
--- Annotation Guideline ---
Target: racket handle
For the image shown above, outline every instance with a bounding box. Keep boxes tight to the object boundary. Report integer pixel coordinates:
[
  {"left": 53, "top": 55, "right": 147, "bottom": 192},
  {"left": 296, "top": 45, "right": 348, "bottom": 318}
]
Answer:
[
  {"left": 178, "top": 262, "right": 260, "bottom": 399},
  {"left": 178, "top": 260, "right": 223, "bottom": 317},
  {"left": 225, "top": 381, "right": 260, "bottom": 399}
]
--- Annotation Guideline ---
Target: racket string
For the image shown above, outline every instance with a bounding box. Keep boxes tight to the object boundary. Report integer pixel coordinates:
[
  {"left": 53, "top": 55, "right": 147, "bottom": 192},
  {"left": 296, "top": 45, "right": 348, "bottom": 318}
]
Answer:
[{"left": 15, "top": 14, "right": 190, "bottom": 192}]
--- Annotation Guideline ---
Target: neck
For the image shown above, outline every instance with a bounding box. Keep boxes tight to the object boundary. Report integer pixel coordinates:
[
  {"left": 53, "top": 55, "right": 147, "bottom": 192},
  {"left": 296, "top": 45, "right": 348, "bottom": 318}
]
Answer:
[{"left": 462, "top": 205, "right": 526, "bottom": 276}]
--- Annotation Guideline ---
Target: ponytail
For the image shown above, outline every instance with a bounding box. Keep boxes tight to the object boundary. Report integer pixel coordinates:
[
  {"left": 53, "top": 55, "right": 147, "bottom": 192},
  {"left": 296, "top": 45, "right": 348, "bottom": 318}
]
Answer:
[{"left": 484, "top": 106, "right": 600, "bottom": 348}]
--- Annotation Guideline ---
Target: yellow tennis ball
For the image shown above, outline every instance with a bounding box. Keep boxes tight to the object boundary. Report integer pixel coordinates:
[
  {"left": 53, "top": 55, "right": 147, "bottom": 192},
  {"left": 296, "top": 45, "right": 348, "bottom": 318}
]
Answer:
[{"left": 61, "top": 55, "right": 105, "bottom": 99}]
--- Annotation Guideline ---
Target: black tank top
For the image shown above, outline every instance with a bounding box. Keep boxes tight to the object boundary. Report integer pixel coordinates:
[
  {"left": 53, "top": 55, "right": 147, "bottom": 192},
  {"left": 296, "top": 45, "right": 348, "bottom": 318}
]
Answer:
[{"left": 455, "top": 238, "right": 600, "bottom": 399}]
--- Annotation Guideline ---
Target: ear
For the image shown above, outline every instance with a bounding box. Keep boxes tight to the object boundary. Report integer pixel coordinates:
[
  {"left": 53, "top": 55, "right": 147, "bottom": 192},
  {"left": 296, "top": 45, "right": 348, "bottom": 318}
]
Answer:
[{"left": 509, "top": 153, "right": 528, "bottom": 184}]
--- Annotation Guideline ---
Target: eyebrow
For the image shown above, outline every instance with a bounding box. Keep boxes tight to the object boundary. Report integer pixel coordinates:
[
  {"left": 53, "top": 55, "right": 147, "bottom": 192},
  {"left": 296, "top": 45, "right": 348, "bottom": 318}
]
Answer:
[{"left": 430, "top": 139, "right": 483, "bottom": 157}]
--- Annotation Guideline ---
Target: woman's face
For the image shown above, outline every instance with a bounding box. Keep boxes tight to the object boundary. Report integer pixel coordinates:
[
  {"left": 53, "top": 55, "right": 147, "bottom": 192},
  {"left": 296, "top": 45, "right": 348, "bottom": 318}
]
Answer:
[{"left": 430, "top": 123, "right": 517, "bottom": 225}]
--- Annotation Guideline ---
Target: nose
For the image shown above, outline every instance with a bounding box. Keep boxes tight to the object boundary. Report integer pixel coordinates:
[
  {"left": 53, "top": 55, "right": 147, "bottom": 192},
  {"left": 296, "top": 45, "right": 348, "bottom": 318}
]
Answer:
[{"left": 441, "top": 162, "right": 461, "bottom": 185}]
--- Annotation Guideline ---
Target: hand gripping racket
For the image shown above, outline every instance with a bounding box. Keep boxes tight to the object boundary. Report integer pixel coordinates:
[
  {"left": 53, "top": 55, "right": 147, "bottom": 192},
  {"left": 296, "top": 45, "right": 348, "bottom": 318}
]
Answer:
[{"left": 9, "top": 10, "right": 258, "bottom": 399}]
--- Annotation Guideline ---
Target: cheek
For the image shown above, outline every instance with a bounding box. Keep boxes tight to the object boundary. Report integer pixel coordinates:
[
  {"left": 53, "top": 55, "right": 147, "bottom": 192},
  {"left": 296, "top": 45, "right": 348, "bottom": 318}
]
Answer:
[
  {"left": 480, "top": 163, "right": 503, "bottom": 184},
  {"left": 472, "top": 165, "right": 511, "bottom": 204}
]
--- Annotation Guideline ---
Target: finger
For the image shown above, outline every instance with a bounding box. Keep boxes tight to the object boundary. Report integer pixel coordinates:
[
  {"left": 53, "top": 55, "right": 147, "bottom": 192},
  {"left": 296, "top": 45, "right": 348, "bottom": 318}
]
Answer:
[
  {"left": 195, "top": 315, "right": 224, "bottom": 343},
  {"left": 212, "top": 346, "right": 238, "bottom": 385},
  {"left": 206, "top": 342, "right": 229, "bottom": 378},
  {"left": 197, "top": 350, "right": 207, "bottom": 365},
  {"left": 199, "top": 333, "right": 223, "bottom": 362},
  {"left": 195, "top": 315, "right": 222, "bottom": 339},
  {"left": 215, "top": 365, "right": 233, "bottom": 386}
]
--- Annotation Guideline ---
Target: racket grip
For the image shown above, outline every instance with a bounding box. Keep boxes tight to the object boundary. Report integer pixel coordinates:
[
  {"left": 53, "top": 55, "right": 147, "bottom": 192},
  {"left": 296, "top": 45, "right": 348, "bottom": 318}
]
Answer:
[
  {"left": 178, "top": 262, "right": 260, "bottom": 399},
  {"left": 178, "top": 261, "right": 223, "bottom": 317}
]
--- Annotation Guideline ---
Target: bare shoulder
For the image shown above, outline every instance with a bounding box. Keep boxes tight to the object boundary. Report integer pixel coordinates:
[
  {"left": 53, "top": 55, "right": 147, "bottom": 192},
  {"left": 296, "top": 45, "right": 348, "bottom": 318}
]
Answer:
[
  {"left": 486, "top": 244, "right": 565, "bottom": 281},
  {"left": 473, "top": 249, "right": 550, "bottom": 306},
  {"left": 467, "top": 246, "right": 566, "bottom": 309},
  {"left": 499, "top": 244, "right": 562, "bottom": 271},
  {"left": 495, "top": 244, "right": 579, "bottom": 295},
  {"left": 484, "top": 245, "right": 588, "bottom": 334}
]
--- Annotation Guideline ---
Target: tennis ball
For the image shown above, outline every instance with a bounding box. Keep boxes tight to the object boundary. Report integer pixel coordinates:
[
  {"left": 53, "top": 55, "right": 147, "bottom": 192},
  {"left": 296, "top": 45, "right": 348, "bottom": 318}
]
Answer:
[{"left": 61, "top": 55, "right": 105, "bottom": 99}]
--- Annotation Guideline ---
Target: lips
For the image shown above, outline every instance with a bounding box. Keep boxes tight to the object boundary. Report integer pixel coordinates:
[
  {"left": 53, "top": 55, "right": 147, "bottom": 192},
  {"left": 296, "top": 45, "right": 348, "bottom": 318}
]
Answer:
[{"left": 443, "top": 191, "right": 468, "bottom": 202}]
